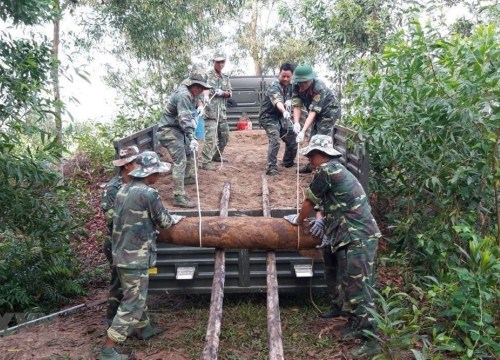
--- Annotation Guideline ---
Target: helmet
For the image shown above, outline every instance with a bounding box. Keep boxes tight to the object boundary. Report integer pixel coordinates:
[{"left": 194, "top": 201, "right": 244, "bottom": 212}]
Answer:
[
  {"left": 212, "top": 50, "right": 226, "bottom": 62},
  {"left": 292, "top": 64, "right": 316, "bottom": 83}
]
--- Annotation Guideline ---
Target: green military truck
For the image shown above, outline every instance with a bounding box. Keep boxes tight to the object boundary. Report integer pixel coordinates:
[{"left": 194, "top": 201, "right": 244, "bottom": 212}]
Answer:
[{"left": 114, "top": 76, "right": 369, "bottom": 295}]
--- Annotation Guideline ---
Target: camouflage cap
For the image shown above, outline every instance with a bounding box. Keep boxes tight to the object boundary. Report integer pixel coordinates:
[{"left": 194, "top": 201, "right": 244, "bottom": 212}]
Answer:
[
  {"left": 182, "top": 68, "right": 212, "bottom": 89},
  {"left": 301, "top": 135, "right": 342, "bottom": 158},
  {"left": 212, "top": 50, "right": 226, "bottom": 61},
  {"left": 293, "top": 64, "right": 316, "bottom": 83},
  {"left": 128, "top": 151, "right": 171, "bottom": 178},
  {"left": 112, "top": 146, "right": 140, "bottom": 167}
]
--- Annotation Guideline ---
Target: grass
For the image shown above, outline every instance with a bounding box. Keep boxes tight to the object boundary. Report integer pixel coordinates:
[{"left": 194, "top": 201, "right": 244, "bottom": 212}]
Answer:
[{"left": 120, "top": 291, "right": 355, "bottom": 359}]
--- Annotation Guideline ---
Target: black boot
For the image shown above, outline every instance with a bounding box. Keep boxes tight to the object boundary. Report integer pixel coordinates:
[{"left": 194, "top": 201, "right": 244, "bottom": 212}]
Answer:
[
  {"left": 299, "top": 164, "right": 312, "bottom": 174},
  {"left": 319, "top": 305, "right": 346, "bottom": 319}
]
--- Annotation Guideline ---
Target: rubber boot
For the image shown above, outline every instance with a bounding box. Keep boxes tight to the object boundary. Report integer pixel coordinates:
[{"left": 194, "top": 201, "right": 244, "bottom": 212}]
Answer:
[
  {"left": 173, "top": 195, "right": 196, "bottom": 208},
  {"left": 184, "top": 177, "right": 195, "bottom": 185},
  {"left": 201, "top": 163, "right": 217, "bottom": 171},
  {"left": 266, "top": 169, "right": 279, "bottom": 176},
  {"left": 99, "top": 347, "right": 130, "bottom": 360},
  {"left": 319, "top": 305, "right": 346, "bottom": 319},
  {"left": 135, "top": 324, "right": 165, "bottom": 340}
]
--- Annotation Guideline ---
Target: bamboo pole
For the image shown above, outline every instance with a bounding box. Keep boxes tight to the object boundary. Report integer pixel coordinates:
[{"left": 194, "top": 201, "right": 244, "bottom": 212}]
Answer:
[
  {"left": 263, "top": 175, "right": 284, "bottom": 360},
  {"left": 201, "top": 181, "right": 230, "bottom": 360}
]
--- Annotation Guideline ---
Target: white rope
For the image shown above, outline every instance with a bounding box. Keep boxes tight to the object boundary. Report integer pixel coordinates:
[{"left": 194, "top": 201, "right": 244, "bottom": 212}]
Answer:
[
  {"left": 296, "top": 142, "right": 301, "bottom": 250},
  {"left": 192, "top": 148, "right": 203, "bottom": 248}
]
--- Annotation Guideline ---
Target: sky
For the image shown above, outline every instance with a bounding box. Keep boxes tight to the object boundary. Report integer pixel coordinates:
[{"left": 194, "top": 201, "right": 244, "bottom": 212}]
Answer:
[{"left": 1, "top": 3, "right": 471, "bottom": 125}]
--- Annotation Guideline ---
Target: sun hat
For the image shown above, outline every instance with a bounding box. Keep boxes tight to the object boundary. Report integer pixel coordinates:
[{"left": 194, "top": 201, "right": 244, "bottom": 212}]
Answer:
[
  {"left": 292, "top": 64, "right": 316, "bottom": 83},
  {"left": 112, "top": 146, "right": 140, "bottom": 167},
  {"left": 182, "top": 69, "right": 212, "bottom": 89},
  {"left": 301, "top": 134, "right": 342, "bottom": 158},
  {"left": 128, "top": 151, "right": 171, "bottom": 178}
]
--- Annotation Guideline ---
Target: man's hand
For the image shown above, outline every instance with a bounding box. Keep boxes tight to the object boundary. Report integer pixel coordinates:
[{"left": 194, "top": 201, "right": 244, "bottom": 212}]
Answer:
[
  {"left": 282, "top": 110, "right": 291, "bottom": 120},
  {"left": 203, "top": 94, "right": 211, "bottom": 104},
  {"left": 316, "top": 234, "right": 331, "bottom": 249},
  {"left": 308, "top": 218, "right": 326, "bottom": 238},
  {"left": 284, "top": 214, "right": 300, "bottom": 225},
  {"left": 197, "top": 105, "right": 205, "bottom": 117},
  {"left": 215, "top": 89, "right": 225, "bottom": 97},
  {"left": 189, "top": 139, "right": 199, "bottom": 152},
  {"left": 171, "top": 215, "right": 185, "bottom": 225},
  {"left": 296, "top": 131, "right": 305, "bottom": 143},
  {"left": 293, "top": 123, "right": 301, "bottom": 134}
]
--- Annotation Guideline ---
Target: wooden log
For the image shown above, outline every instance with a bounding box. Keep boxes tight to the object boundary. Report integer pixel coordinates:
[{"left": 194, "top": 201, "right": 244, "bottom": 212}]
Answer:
[
  {"left": 263, "top": 175, "right": 285, "bottom": 360},
  {"left": 158, "top": 217, "right": 321, "bottom": 250},
  {"left": 201, "top": 181, "right": 230, "bottom": 360}
]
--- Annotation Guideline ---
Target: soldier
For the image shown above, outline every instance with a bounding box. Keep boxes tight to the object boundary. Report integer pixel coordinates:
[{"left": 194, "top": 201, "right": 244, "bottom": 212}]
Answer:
[
  {"left": 291, "top": 64, "right": 341, "bottom": 173},
  {"left": 259, "top": 62, "right": 297, "bottom": 176},
  {"left": 100, "top": 151, "right": 184, "bottom": 360},
  {"left": 157, "top": 68, "right": 211, "bottom": 208},
  {"left": 201, "top": 50, "right": 233, "bottom": 170},
  {"left": 284, "top": 135, "right": 381, "bottom": 340},
  {"left": 101, "top": 146, "right": 140, "bottom": 327}
]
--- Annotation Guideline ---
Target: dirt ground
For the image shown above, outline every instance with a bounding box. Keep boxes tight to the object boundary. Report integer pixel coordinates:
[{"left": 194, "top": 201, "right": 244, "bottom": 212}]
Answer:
[{"left": 155, "top": 129, "right": 314, "bottom": 211}]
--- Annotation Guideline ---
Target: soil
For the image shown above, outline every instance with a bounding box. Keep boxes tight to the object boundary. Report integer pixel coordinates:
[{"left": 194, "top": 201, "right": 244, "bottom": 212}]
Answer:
[{"left": 155, "top": 129, "right": 314, "bottom": 211}]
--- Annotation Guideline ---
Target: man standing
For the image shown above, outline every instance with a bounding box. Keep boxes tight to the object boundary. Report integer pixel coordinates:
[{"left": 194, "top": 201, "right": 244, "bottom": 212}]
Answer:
[
  {"left": 201, "top": 51, "right": 233, "bottom": 170},
  {"left": 284, "top": 134, "right": 381, "bottom": 340},
  {"left": 291, "top": 64, "right": 341, "bottom": 173},
  {"left": 259, "top": 62, "right": 297, "bottom": 176},
  {"left": 157, "top": 69, "right": 211, "bottom": 208},
  {"left": 101, "top": 146, "right": 140, "bottom": 327},
  {"left": 100, "top": 151, "right": 184, "bottom": 360}
]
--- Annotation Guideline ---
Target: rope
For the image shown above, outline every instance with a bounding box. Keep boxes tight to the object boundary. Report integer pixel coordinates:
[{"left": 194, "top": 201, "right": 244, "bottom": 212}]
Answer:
[
  {"left": 192, "top": 148, "right": 203, "bottom": 248},
  {"left": 296, "top": 142, "right": 301, "bottom": 250}
]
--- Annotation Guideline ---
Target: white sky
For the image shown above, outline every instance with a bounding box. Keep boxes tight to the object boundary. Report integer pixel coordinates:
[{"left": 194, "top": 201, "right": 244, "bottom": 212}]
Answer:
[{"left": 1, "top": 3, "right": 470, "bottom": 125}]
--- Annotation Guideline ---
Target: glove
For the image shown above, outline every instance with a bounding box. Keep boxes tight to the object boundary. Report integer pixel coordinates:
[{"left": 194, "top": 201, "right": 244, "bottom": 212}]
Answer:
[
  {"left": 296, "top": 131, "right": 305, "bottom": 143},
  {"left": 284, "top": 99, "right": 292, "bottom": 110},
  {"left": 197, "top": 105, "right": 205, "bottom": 117},
  {"left": 293, "top": 123, "right": 301, "bottom": 134},
  {"left": 309, "top": 218, "right": 326, "bottom": 238},
  {"left": 284, "top": 214, "right": 300, "bottom": 225},
  {"left": 282, "top": 110, "right": 291, "bottom": 120},
  {"left": 171, "top": 215, "right": 185, "bottom": 225},
  {"left": 316, "top": 234, "right": 332, "bottom": 249},
  {"left": 189, "top": 139, "right": 199, "bottom": 152},
  {"left": 215, "top": 89, "right": 225, "bottom": 97},
  {"left": 203, "top": 94, "right": 211, "bottom": 104}
]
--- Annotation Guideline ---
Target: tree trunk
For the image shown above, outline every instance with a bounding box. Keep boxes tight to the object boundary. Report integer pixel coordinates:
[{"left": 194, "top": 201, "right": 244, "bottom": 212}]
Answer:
[
  {"left": 51, "top": 0, "right": 62, "bottom": 155},
  {"left": 249, "top": 0, "right": 262, "bottom": 76}
]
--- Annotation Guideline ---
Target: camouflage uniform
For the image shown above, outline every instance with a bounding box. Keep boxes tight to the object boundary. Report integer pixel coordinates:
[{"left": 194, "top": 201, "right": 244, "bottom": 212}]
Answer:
[
  {"left": 101, "top": 175, "right": 124, "bottom": 325},
  {"left": 107, "top": 154, "right": 177, "bottom": 343},
  {"left": 158, "top": 84, "right": 197, "bottom": 197},
  {"left": 305, "top": 156, "right": 381, "bottom": 330},
  {"left": 291, "top": 79, "right": 340, "bottom": 137},
  {"left": 202, "top": 69, "right": 232, "bottom": 164},
  {"left": 259, "top": 79, "right": 297, "bottom": 172}
]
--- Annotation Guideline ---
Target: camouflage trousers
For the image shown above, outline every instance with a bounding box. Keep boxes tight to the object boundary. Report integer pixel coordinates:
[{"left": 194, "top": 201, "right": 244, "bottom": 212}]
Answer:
[
  {"left": 202, "top": 118, "right": 229, "bottom": 164},
  {"left": 311, "top": 115, "right": 336, "bottom": 138},
  {"left": 262, "top": 121, "right": 297, "bottom": 171},
  {"left": 340, "top": 236, "right": 379, "bottom": 329},
  {"left": 158, "top": 127, "right": 194, "bottom": 196},
  {"left": 323, "top": 246, "right": 349, "bottom": 312},
  {"left": 107, "top": 268, "right": 150, "bottom": 343},
  {"left": 103, "top": 237, "right": 123, "bottom": 325}
]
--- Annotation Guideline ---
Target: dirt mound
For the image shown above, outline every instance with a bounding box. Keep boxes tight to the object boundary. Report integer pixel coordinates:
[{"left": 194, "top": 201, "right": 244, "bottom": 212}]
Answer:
[{"left": 156, "top": 129, "right": 314, "bottom": 211}]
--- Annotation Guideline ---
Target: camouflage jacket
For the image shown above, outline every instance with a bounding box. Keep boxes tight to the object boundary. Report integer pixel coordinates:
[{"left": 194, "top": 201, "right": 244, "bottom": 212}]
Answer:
[
  {"left": 292, "top": 79, "right": 340, "bottom": 122},
  {"left": 205, "top": 69, "right": 232, "bottom": 121},
  {"left": 101, "top": 175, "right": 123, "bottom": 236},
  {"left": 112, "top": 179, "right": 177, "bottom": 269},
  {"left": 259, "top": 79, "right": 292, "bottom": 126},
  {"left": 305, "top": 159, "right": 381, "bottom": 251},
  {"left": 159, "top": 84, "right": 197, "bottom": 139}
]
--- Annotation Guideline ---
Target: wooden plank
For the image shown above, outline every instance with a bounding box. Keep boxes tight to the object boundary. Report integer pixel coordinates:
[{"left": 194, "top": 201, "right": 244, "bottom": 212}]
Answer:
[
  {"left": 263, "top": 175, "right": 285, "bottom": 360},
  {"left": 201, "top": 181, "right": 230, "bottom": 360}
]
